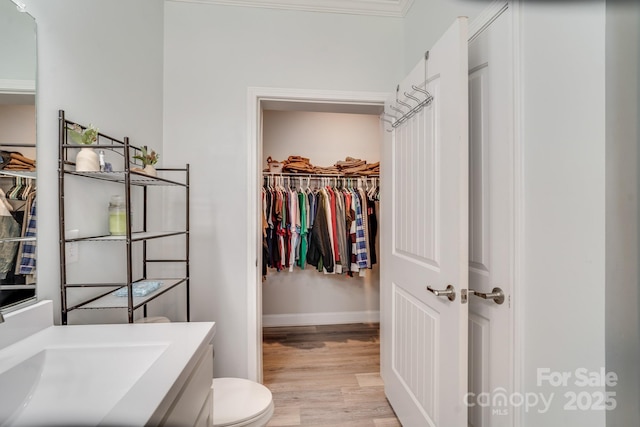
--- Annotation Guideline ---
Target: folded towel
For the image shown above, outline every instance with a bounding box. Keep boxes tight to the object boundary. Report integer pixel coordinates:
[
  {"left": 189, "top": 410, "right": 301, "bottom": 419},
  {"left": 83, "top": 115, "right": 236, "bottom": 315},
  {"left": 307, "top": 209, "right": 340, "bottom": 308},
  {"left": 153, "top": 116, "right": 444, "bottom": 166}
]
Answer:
[{"left": 113, "top": 281, "right": 162, "bottom": 297}]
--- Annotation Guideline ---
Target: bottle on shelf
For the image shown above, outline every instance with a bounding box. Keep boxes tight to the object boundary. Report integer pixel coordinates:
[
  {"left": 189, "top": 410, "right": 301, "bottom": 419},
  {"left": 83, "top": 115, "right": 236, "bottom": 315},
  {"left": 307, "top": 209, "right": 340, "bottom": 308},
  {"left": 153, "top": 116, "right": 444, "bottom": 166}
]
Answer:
[{"left": 108, "top": 195, "right": 126, "bottom": 236}]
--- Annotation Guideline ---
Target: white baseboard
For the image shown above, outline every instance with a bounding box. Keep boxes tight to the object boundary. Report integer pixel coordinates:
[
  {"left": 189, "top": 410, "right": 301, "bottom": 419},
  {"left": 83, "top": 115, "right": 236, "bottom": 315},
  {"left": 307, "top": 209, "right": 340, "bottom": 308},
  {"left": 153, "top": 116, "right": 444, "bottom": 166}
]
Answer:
[{"left": 262, "top": 310, "right": 380, "bottom": 327}]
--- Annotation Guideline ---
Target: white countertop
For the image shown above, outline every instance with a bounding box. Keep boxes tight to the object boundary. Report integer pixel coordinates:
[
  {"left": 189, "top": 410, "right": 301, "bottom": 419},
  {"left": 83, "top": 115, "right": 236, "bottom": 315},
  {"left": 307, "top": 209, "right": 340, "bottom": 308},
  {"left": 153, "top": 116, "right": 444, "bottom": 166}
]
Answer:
[{"left": 0, "top": 319, "right": 216, "bottom": 426}]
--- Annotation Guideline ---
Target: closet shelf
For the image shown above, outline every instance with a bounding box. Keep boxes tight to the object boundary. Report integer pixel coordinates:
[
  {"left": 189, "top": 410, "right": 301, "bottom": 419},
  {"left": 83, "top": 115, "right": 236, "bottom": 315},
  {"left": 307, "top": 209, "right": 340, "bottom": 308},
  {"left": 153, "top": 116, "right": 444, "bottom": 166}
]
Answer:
[
  {"left": 66, "top": 278, "right": 187, "bottom": 311},
  {"left": 66, "top": 231, "right": 187, "bottom": 243},
  {"left": 0, "top": 284, "right": 36, "bottom": 290},
  {"left": 263, "top": 172, "right": 378, "bottom": 178},
  {"left": 65, "top": 170, "right": 187, "bottom": 187},
  {"left": 0, "top": 236, "right": 36, "bottom": 243},
  {"left": 0, "top": 170, "right": 36, "bottom": 179}
]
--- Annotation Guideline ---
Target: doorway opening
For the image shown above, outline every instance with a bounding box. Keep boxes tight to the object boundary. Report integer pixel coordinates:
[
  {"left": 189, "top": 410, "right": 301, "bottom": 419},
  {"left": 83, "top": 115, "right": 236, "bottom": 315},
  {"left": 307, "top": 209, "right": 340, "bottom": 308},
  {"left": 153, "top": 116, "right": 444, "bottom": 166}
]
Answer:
[{"left": 247, "top": 88, "right": 388, "bottom": 382}]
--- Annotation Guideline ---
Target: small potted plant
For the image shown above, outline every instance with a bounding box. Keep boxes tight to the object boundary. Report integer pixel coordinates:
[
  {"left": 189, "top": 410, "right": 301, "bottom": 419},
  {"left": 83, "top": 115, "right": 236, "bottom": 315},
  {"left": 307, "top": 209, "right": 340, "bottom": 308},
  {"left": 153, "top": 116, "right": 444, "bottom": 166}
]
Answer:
[
  {"left": 133, "top": 146, "right": 159, "bottom": 176},
  {"left": 67, "top": 123, "right": 100, "bottom": 172}
]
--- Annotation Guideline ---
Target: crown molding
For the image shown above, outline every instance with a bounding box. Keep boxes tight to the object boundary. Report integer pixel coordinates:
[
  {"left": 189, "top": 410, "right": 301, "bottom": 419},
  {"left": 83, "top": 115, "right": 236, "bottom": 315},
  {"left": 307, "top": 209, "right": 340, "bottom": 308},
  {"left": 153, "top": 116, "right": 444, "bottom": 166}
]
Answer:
[
  {"left": 0, "top": 79, "right": 35, "bottom": 94},
  {"left": 168, "top": 0, "right": 415, "bottom": 17}
]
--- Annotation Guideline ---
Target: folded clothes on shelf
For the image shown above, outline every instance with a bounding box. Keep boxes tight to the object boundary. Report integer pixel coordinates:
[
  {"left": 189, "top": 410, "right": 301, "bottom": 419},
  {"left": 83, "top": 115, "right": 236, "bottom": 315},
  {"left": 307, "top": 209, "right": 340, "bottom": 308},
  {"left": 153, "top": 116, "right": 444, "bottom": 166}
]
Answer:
[
  {"left": 113, "top": 280, "right": 162, "bottom": 297},
  {"left": 264, "top": 156, "right": 379, "bottom": 175},
  {"left": 0, "top": 151, "right": 36, "bottom": 171}
]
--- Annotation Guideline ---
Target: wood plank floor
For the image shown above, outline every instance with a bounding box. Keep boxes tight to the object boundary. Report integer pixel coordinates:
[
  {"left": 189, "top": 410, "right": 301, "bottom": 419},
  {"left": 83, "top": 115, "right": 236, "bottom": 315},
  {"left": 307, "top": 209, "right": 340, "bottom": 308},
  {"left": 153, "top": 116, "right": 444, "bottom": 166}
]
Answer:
[{"left": 263, "top": 323, "right": 401, "bottom": 427}]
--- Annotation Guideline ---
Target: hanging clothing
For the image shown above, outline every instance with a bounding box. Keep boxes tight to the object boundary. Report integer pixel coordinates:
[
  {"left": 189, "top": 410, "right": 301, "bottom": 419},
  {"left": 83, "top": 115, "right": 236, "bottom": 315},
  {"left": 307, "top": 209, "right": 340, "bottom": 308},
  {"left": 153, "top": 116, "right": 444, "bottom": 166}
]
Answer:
[
  {"left": 319, "top": 188, "right": 336, "bottom": 273},
  {"left": 262, "top": 176, "right": 378, "bottom": 278},
  {"left": 367, "top": 199, "right": 378, "bottom": 266},
  {"left": 326, "top": 187, "right": 340, "bottom": 269},
  {"left": 297, "top": 191, "right": 308, "bottom": 269},
  {"left": 0, "top": 189, "right": 20, "bottom": 279},
  {"left": 334, "top": 190, "right": 348, "bottom": 274},
  {"left": 358, "top": 188, "right": 371, "bottom": 269},
  {"left": 265, "top": 189, "right": 279, "bottom": 271},
  {"left": 343, "top": 190, "right": 355, "bottom": 276},
  {"left": 261, "top": 189, "right": 269, "bottom": 278},
  {"left": 18, "top": 198, "right": 36, "bottom": 275},
  {"left": 306, "top": 190, "right": 334, "bottom": 273},
  {"left": 352, "top": 190, "right": 368, "bottom": 269},
  {"left": 288, "top": 189, "right": 299, "bottom": 272}
]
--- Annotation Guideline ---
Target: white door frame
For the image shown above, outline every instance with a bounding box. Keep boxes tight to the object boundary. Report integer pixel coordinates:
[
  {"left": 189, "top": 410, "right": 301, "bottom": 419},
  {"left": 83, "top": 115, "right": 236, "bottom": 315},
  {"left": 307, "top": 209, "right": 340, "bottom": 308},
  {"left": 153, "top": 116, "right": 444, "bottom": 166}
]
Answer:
[
  {"left": 246, "top": 87, "right": 388, "bottom": 381},
  {"left": 470, "top": 1, "right": 524, "bottom": 425},
  {"left": 509, "top": 1, "right": 525, "bottom": 425}
]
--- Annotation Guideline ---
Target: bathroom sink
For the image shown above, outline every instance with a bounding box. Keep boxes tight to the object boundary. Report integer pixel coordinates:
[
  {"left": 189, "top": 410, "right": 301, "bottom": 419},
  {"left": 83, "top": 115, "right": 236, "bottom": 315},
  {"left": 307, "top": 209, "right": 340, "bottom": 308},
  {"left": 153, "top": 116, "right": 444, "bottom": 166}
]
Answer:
[{"left": 0, "top": 343, "right": 168, "bottom": 426}]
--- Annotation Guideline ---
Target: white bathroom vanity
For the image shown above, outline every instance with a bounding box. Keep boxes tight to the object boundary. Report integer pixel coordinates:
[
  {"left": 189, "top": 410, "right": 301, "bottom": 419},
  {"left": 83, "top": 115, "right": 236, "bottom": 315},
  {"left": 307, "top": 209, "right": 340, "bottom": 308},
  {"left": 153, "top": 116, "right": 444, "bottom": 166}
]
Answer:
[{"left": 0, "top": 301, "right": 215, "bottom": 426}]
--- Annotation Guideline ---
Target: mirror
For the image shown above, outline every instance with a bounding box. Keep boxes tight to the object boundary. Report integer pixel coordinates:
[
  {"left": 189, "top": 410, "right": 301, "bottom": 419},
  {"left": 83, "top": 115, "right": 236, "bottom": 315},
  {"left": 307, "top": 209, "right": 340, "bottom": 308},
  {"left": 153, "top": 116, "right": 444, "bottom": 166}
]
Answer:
[{"left": 0, "top": 0, "right": 37, "bottom": 310}]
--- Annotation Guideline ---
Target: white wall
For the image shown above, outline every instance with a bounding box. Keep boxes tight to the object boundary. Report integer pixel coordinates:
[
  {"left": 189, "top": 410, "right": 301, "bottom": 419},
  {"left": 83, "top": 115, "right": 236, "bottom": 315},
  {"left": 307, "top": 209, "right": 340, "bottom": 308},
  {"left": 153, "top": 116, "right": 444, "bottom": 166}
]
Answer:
[
  {"left": 163, "top": 1, "right": 403, "bottom": 377},
  {"left": 0, "top": 0, "right": 36, "bottom": 82},
  {"left": 262, "top": 110, "right": 381, "bottom": 167},
  {"left": 0, "top": 104, "right": 36, "bottom": 149},
  {"left": 23, "top": 0, "right": 165, "bottom": 324},
  {"left": 520, "top": 2, "right": 606, "bottom": 426},
  {"left": 262, "top": 110, "right": 380, "bottom": 325},
  {"left": 403, "top": 0, "right": 487, "bottom": 72},
  {"left": 605, "top": 0, "right": 640, "bottom": 425}
]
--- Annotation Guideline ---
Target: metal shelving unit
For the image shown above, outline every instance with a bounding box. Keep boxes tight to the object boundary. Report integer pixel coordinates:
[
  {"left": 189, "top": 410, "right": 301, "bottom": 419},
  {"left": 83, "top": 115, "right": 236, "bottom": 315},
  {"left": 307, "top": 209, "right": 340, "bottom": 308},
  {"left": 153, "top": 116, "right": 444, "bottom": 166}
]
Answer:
[{"left": 58, "top": 110, "right": 190, "bottom": 324}]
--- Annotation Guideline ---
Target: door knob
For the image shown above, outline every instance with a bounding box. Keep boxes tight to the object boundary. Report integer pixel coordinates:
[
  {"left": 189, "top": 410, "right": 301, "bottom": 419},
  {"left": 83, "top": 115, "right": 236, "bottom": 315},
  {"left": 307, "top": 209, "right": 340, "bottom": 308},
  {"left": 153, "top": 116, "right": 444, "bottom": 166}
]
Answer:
[
  {"left": 426, "top": 284, "right": 456, "bottom": 302},
  {"left": 470, "top": 287, "right": 505, "bottom": 305}
]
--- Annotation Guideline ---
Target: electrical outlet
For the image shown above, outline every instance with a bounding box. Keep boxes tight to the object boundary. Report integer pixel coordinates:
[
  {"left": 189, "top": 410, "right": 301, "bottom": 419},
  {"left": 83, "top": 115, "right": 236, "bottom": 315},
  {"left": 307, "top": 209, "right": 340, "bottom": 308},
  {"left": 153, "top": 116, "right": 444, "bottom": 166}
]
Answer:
[{"left": 66, "top": 229, "right": 79, "bottom": 264}]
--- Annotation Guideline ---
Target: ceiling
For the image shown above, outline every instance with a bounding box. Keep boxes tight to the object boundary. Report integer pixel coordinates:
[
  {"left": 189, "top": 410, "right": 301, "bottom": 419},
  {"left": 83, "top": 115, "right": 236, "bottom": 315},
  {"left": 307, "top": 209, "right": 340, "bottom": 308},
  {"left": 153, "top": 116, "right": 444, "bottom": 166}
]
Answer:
[{"left": 170, "top": 0, "right": 415, "bottom": 17}]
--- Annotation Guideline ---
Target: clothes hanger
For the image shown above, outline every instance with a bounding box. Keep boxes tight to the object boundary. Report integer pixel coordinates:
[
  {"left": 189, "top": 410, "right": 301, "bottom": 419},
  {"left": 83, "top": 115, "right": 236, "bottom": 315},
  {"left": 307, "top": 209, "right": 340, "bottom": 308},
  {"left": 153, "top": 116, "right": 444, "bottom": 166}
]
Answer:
[
  {"left": 374, "top": 178, "right": 380, "bottom": 200},
  {"left": 0, "top": 188, "right": 14, "bottom": 212},
  {"left": 8, "top": 176, "right": 23, "bottom": 200},
  {"left": 20, "top": 178, "right": 34, "bottom": 201},
  {"left": 367, "top": 178, "right": 376, "bottom": 199}
]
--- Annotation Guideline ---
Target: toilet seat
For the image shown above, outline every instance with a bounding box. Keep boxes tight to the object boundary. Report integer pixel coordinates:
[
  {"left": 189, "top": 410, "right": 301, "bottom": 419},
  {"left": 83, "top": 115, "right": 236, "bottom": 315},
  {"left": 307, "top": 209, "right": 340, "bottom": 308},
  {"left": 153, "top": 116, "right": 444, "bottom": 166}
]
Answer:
[{"left": 212, "top": 377, "right": 274, "bottom": 427}]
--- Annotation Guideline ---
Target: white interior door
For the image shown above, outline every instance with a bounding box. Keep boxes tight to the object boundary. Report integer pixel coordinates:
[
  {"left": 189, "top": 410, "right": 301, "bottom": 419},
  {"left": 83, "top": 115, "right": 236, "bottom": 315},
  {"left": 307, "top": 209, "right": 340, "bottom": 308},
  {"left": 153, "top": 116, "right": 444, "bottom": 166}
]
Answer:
[
  {"left": 380, "top": 18, "right": 469, "bottom": 427},
  {"left": 467, "top": 8, "right": 514, "bottom": 427}
]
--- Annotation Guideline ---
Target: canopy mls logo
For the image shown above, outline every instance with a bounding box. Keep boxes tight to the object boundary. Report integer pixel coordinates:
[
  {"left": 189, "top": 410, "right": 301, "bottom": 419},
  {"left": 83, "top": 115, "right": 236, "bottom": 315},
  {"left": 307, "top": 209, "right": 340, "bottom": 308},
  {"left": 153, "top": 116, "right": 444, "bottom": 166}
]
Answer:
[
  {"left": 464, "top": 388, "right": 554, "bottom": 414},
  {"left": 463, "top": 368, "right": 618, "bottom": 414}
]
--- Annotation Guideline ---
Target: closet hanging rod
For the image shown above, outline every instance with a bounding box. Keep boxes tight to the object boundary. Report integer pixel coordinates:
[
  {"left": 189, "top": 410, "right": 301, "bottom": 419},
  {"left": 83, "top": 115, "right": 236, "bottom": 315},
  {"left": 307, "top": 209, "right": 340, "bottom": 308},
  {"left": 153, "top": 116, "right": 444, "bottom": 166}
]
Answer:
[{"left": 0, "top": 142, "right": 36, "bottom": 148}]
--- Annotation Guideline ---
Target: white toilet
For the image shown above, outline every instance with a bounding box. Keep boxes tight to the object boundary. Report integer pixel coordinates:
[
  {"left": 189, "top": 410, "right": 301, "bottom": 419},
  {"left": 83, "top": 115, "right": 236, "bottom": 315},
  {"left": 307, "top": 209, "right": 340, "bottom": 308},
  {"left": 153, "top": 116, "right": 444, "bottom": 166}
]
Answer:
[
  {"left": 141, "top": 318, "right": 273, "bottom": 426},
  {"left": 212, "top": 377, "right": 274, "bottom": 427}
]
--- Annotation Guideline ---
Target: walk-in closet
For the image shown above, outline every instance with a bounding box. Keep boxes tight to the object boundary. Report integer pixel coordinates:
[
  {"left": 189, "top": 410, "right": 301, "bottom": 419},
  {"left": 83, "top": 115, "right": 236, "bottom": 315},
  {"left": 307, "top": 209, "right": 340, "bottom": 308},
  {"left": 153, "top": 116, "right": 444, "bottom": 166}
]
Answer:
[
  {"left": 259, "top": 102, "right": 385, "bottom": 424},
  {"left": 260, "top": 105, "right": 382, "bottom": 328}
]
